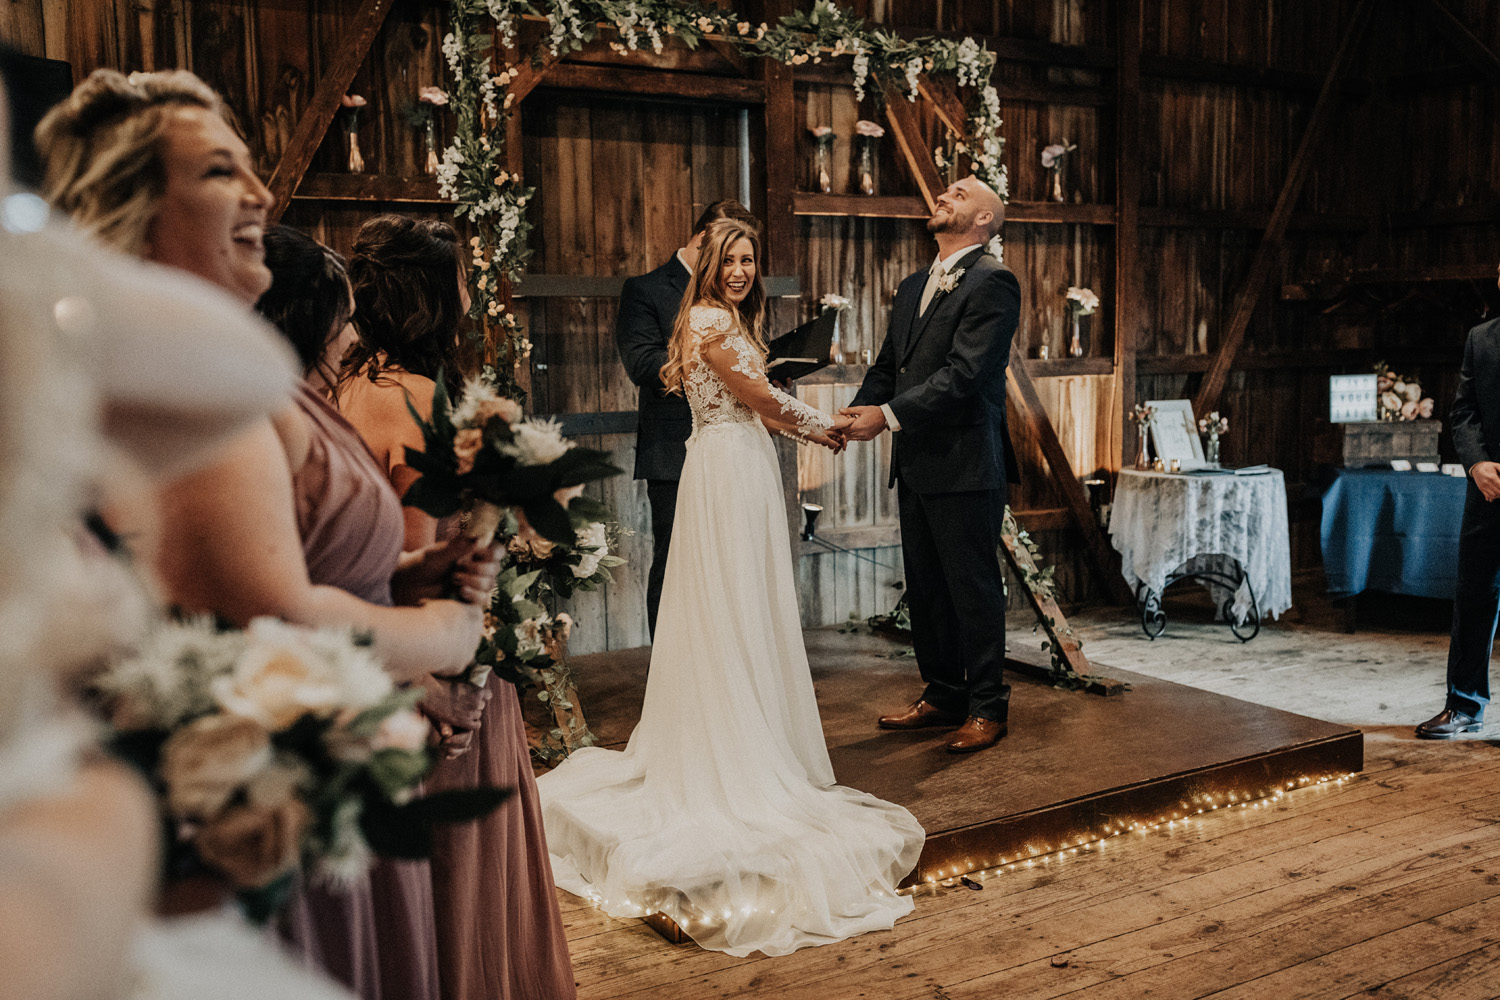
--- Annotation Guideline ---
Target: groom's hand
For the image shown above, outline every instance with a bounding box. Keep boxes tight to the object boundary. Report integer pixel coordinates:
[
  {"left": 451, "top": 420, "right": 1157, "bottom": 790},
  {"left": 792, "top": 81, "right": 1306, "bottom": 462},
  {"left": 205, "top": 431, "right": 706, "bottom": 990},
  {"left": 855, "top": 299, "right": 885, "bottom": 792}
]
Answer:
[{"left": 837, "top": 405, "right": 888, "bottom": 442}]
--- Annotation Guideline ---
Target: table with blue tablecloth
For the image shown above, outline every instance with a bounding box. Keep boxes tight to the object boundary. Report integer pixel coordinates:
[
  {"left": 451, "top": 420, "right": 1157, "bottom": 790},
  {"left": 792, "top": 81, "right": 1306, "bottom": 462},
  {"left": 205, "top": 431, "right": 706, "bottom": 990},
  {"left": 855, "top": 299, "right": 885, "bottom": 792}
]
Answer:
[{"left": 1319, "top": 469, "right": 1467, "bottom": 615}]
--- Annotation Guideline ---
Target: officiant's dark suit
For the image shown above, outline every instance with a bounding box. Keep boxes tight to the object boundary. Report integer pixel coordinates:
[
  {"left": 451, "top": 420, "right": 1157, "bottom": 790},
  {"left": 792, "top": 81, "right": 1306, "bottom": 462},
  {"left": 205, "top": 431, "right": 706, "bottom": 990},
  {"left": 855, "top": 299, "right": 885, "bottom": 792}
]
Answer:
[
  {"left": 851, "top": 245, "right": 1021, "bottom": 731},
  {"left": 1419, "top": 313, "right": 1500, "bottom": 738},
  {"left": 616, "top": 254, "right": 691, "bottom": 637}
]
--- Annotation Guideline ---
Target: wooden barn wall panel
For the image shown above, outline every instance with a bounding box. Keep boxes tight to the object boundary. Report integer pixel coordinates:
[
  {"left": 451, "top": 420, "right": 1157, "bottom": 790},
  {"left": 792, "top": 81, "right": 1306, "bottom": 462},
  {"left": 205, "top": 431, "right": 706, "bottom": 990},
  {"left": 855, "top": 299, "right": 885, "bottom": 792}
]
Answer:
[{"left": 520, "top": 96, "right": 743, "bottom": 653}]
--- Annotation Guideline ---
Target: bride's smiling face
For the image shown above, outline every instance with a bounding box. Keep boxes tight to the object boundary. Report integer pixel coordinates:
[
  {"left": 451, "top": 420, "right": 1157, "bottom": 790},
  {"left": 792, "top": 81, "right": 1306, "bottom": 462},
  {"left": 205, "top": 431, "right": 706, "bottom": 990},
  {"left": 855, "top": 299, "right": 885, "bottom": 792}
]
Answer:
[{"left": 719, "top": 237, "right": 756, "bottom": 304}]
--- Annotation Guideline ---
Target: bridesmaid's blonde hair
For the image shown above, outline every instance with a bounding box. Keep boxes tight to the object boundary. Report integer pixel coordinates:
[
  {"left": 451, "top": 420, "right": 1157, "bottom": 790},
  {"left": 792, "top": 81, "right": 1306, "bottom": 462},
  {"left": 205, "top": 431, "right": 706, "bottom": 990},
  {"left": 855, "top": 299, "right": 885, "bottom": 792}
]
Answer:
[
  {"left": 659, "top": 219, "right": 767, "bottom": 393},
  {"left": 36, "top": 69, "right": 225, "bottom": 254}
]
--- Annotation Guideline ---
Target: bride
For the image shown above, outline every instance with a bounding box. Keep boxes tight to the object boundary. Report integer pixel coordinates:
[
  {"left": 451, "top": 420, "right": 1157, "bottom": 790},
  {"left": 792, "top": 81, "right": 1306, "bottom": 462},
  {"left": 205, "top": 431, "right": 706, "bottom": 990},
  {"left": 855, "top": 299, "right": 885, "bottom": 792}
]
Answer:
[{"left": 536, "top": 219, "right": 925, "bottom": 957}]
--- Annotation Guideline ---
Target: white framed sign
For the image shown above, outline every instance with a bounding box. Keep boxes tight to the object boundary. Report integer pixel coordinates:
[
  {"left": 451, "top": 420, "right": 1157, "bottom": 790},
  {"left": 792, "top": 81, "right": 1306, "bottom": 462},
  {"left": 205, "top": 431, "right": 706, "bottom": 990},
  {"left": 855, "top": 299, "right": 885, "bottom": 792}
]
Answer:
[
  {"left": 1329, "top": 374, "right": 1377, "bottom": 423},
  {"left": 1147, "top": 399, "right": 1205, "bottom": 468}
]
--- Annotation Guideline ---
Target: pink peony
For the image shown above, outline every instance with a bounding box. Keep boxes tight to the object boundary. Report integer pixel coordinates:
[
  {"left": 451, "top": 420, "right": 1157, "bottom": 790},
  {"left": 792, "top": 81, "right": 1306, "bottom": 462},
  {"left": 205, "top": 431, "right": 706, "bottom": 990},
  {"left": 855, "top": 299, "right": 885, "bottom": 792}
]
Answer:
[{"left": 418, "top": 86, "right": 448, "bottom": 106}]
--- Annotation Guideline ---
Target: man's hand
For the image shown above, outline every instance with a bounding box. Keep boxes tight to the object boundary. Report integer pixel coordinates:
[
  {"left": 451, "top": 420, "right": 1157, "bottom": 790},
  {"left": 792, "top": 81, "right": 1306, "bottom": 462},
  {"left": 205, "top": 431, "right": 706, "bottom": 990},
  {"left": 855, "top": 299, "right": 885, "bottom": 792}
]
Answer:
[
  {"left": 837, "top": 405, "right": 889, "bottom": 442},
  {"left": 1474, "top": 461, "right": 1500, "bottom": 501}
]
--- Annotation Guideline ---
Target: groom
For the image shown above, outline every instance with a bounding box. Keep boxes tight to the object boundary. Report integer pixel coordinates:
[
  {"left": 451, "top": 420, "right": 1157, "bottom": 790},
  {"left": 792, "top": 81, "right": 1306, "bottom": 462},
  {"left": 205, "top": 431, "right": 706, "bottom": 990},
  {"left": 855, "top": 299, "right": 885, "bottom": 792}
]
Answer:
[{"left": 840, "top": 176, "right": 1020, "bottom": 753}]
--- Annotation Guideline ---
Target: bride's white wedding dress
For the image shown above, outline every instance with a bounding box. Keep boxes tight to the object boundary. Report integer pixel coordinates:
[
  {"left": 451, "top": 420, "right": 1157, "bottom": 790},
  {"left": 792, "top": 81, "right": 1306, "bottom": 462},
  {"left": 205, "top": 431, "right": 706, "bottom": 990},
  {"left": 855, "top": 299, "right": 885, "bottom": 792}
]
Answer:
[{"left": 537, "top": 305, "right": 924, "bottom": 957}]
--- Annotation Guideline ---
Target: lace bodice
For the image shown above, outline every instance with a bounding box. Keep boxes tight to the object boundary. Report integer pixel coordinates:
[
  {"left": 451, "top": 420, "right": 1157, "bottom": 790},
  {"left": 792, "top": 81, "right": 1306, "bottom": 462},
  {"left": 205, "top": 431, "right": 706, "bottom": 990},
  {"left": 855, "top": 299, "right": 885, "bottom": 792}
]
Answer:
[{"left": 682, "top": 306, "right": 833, "bottom": 439}]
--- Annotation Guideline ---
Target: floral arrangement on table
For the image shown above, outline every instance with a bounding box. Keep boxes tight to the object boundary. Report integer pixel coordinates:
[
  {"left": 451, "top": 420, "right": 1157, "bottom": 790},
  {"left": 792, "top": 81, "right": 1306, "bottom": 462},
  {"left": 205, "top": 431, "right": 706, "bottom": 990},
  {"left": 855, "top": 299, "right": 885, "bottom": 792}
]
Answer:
[
  {"left": 1373, "top": 362, "right": 1435, "bottom": 422},
  {"left": 441, "top": 0, "right": 1010, "bottom": 398},
  {"left": 403, "top": 86, "right": 449, "bottom": 176},
  {"left": 819, "top": 293, "right": 851, "bottom": 313},
  {"left": 340, "top": 93, "right": 367, "bottom": 174},
  {"left": 99, "top": 617, "right": 509, "bottom": 921},
  {"left": 1197, "top": 410, "right": 1229, "bottom": 466}
]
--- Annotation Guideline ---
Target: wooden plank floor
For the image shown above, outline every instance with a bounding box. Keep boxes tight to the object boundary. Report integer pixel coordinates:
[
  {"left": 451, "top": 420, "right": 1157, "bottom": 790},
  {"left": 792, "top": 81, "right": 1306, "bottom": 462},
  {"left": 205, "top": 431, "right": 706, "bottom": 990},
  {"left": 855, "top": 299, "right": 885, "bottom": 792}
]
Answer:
[{"left": 556, "top": 585, "right": 1500, "bottom": 999}]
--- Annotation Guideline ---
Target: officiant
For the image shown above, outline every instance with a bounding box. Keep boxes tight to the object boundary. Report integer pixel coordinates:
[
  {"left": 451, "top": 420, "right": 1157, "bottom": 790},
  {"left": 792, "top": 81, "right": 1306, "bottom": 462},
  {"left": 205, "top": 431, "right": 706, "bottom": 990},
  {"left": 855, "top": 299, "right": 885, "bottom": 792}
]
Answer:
[{"left": 615, "top": 198, "right": 760, "bottom": 638}]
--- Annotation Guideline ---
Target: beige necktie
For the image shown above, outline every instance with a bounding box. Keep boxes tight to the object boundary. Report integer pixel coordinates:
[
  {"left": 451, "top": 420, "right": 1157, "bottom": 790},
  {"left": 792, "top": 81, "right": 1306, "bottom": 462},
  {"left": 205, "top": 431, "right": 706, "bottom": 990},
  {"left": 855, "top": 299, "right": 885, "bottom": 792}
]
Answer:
[{"left": 917, "top": 261, "right": 944, "bottom": 316}]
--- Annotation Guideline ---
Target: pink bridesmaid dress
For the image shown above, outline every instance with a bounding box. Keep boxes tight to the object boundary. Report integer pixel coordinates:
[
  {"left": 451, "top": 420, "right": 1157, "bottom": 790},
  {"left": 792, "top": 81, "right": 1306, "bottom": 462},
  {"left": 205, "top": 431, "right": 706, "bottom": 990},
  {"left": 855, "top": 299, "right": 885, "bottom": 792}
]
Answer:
[
  {"left": 281, "top": 382, "right": 441, "bottom": 1000},
  {"left": 341, "top": 369, "right": 578, "bottom": 1000}
]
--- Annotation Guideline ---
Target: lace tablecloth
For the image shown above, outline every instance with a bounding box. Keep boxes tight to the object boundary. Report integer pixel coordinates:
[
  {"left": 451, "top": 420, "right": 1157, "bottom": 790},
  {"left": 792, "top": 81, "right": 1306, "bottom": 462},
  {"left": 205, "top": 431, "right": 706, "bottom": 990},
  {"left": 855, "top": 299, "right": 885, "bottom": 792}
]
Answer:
[{"left": 1109, "top": 469, "right": 1293, "bottom": 622}]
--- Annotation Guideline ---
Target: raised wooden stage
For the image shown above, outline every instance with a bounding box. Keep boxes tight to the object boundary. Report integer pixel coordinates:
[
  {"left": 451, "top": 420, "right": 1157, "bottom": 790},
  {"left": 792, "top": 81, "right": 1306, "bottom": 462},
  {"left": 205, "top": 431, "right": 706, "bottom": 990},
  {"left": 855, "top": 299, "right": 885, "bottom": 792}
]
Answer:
[{"left": 565, "top": 627, "right": 1363, "bottom": 892}]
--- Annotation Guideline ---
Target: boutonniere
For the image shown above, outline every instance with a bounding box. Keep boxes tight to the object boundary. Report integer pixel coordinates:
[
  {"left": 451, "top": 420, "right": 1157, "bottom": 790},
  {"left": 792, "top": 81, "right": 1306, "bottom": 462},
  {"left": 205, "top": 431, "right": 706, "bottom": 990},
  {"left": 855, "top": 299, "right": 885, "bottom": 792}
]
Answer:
[{"left": 936, "top": 267, "right": 965, "bottom": 295}]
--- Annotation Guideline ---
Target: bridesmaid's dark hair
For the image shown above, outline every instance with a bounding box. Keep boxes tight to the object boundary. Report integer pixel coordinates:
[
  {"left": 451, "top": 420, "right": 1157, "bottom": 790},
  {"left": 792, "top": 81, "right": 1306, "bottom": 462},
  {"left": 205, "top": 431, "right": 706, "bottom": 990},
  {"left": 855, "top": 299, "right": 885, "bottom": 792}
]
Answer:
[
  {"left": 254, "top": 225, "right": 352, "bottom": 380},
  {"left": 343, "top": 214, "right": 465, "bottom": 383}
]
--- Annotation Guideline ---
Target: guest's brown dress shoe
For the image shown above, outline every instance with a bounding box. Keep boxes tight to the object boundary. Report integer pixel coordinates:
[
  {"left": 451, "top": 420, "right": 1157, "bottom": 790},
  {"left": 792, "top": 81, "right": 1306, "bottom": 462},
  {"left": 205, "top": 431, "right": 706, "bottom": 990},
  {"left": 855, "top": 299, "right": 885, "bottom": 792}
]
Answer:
[
  {"left": 877, "top": 699, "right": 964, "bottom": 730},
  {"left": 946, "top": 716, "right": 1007, "bottom": 753}
]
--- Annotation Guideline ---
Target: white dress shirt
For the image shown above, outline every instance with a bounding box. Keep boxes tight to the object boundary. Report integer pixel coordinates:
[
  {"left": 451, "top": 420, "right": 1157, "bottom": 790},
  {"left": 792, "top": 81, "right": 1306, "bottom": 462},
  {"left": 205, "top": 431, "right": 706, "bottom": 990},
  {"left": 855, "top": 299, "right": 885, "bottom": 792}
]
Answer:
[{"left": 881, "top": 243, "right": 984, "bottom": 433}]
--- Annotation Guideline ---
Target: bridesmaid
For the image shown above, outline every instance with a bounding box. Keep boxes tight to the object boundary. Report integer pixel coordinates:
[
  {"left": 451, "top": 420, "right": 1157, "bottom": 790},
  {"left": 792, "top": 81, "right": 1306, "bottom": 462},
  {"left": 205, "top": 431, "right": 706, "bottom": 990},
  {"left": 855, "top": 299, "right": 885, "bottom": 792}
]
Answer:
[
  {"left": 256, "top": 224, "right": 502, "bottom": 999},
  {"left": 37, "top": 70, "right": 497, "bottom": 1000},
  {"left": 339, "top": 214, "right": 578, "bottom": 1000}
]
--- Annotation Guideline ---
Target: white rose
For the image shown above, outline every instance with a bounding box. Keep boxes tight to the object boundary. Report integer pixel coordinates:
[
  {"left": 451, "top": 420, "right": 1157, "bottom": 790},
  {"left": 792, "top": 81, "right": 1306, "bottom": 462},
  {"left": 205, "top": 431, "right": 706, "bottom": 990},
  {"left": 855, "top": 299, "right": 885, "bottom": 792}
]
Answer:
[
  {"left": 372, "top": 709, "right": 431, "bottom": 753},
  {"left": 504, "top": 419, "right": 570, "bottom": 465}
]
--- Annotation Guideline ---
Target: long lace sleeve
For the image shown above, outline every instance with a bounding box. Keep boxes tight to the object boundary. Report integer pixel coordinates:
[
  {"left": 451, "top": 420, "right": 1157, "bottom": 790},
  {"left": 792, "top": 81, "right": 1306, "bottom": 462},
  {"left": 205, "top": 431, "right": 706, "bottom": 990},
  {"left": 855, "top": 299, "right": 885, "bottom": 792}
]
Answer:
[{"left": 698, "top": 323, "right": 833, "bottom": 439}]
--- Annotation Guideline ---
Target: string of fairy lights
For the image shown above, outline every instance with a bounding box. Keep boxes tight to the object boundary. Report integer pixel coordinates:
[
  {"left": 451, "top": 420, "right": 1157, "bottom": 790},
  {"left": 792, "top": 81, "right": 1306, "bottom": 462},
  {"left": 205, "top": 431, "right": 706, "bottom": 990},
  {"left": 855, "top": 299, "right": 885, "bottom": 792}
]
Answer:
[
  {"left": 570, "top": 768, "right": 1359, "bottom": 933},
  {"left": 907, "top": 770, "right": 1358, "bottom": 896}
]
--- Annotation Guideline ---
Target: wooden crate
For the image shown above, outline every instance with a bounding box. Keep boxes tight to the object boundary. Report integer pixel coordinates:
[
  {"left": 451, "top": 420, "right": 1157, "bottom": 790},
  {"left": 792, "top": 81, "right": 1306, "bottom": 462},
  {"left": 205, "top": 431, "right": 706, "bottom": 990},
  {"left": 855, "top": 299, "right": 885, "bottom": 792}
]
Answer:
[{"left": 1312, "top": 420, "right": 1442, "bottom": 468}]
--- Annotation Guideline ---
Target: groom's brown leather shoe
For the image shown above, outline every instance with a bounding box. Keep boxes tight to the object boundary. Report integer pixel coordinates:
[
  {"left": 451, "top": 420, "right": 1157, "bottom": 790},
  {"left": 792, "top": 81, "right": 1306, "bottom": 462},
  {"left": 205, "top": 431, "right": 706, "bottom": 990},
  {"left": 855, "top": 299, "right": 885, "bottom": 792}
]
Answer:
[
  {"left": 946, "top": 716, "right": 1007, "bottom": 753},
  {"left": 877, "top": 699, "right": 964, "bottom": 730}
]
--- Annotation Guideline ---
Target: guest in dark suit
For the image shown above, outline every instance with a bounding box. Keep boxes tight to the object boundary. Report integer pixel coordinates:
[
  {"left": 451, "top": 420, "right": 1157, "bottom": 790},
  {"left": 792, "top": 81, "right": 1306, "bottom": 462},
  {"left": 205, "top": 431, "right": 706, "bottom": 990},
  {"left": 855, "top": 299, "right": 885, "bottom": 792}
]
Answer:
[
  {"left": 616, "top": 199, "right": 761, "bottom": 638},
  {"left": 840, "top": 176, "right": 1020, "bottom": 754},
  {"left": 1418, "top": 269, "right": 1500, "bottom": 739}
]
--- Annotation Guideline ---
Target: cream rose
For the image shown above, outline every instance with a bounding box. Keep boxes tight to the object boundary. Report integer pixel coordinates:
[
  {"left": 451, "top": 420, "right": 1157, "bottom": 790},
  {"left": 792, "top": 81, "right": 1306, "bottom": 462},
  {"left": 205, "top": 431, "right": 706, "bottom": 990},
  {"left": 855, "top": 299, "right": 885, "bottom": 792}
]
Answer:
[
  {"left": 160, "top": 714, "right": 272, "bottom": 818},
  {"left": 212, "top": 637, "right": 343, "bottom": 730}
]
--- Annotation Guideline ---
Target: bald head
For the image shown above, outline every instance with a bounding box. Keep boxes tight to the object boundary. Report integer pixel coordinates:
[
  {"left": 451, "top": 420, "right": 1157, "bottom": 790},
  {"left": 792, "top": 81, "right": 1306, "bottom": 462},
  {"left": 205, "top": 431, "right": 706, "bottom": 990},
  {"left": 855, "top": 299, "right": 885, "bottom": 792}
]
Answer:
[{"left": 927, "top": 175, "right": 1004, "bottom": 252}]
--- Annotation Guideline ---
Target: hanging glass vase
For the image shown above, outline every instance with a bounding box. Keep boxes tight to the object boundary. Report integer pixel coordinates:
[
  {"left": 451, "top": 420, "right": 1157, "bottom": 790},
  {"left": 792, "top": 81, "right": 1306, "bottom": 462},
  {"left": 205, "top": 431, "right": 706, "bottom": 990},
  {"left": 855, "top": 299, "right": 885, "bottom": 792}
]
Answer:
[
  {"left": 855, "top": 135, "right": 878, "bottom": 196},
  {"left": 346, "top": 126, "right": 365, "bottom": 174},
  {"left": 810, "top": 132, "right": 834, "bottom": 194},
  {"left": 423, "top": 120, "right": 439, "bottom": 176},
  {"left": 1068, "top": 312, "right": 1084, "bottom": 358},
  {"left": 1048, "top": 160, "right": 1065, "bottom": 202}
]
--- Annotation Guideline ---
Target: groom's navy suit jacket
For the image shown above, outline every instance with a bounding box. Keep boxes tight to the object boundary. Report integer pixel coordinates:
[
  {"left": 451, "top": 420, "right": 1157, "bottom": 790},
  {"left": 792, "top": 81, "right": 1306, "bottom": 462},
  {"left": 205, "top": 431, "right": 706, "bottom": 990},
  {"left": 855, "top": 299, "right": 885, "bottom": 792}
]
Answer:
[
  {"left": 616, "top": 256, "right": 692, "bottom": 481},
  {"left": 852, "top": 247, "right": 1021, "bottom": 492}
]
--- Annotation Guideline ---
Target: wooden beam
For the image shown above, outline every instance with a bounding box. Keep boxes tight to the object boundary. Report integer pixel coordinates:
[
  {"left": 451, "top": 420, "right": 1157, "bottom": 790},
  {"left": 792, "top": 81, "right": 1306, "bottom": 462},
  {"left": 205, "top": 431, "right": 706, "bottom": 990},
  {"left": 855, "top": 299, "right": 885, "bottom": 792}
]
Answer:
[
  {"left": 759, "top": 37, "right": 796, "bottom": 276},
  {"left": 881, "top": 82, "right": 944, "bottom": 211},
  {"left": 290, "top": 173, "right": 445, "bottom": 203},
  {"left": 1192, "top": 0, "right": 1373, "bottom": 417},
  {"left": 536, "top": 62, "right": 765, "bottom": 103},
  {"left": 1007, "top": 340, "right": 1137, "bottom": 606},
  {"left": 1417, "top": 0, "right": 1500, "bottom": 90},
  {"left": 1112, "top": 0, "right": 1142, "bottom": 474},
  {"left": 265, "top": 0, "right": 393, "bottom": 224}
]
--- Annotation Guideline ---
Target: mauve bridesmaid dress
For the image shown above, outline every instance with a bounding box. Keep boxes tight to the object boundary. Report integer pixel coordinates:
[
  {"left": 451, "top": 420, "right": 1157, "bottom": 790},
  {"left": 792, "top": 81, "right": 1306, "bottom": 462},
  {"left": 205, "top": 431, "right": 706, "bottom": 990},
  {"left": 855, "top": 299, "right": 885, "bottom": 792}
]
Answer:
[
  {"left": 281, "top": 382, "right": 441, "bottom": 1000},
  {"left": 340, "top": 369, "right": 578, "bottom": 1000}
]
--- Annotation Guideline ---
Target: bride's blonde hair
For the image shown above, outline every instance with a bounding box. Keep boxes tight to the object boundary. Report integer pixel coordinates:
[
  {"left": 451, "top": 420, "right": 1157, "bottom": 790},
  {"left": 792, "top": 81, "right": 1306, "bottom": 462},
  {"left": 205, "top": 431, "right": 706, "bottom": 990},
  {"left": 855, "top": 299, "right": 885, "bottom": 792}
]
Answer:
[{"left": 659, "top": 219, "right": 767, "bottom": 393}]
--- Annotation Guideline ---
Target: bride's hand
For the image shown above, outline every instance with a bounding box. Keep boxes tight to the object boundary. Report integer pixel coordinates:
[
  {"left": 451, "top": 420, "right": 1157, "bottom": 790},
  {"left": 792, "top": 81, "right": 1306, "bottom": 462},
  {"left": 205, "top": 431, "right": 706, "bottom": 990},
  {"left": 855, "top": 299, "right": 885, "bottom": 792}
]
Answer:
[{"left": 806, "top": 429, "right": 846, "bottom": 453}]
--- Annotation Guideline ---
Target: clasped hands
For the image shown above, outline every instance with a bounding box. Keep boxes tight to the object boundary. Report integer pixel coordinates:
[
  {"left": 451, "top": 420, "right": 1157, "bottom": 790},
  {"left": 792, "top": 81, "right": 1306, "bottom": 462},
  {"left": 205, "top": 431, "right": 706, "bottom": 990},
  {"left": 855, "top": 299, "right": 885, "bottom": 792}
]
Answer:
[{"left": 805, "top": 405, "right": 889, "bottom": 451}]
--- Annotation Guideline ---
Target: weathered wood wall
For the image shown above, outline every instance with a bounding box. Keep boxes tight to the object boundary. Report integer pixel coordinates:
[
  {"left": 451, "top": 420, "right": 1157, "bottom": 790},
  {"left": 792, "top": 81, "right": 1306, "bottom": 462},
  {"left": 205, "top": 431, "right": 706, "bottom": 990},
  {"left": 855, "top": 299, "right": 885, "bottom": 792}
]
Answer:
[{"left": 9, "top": 0, "right": 1500, "bottom": 648}]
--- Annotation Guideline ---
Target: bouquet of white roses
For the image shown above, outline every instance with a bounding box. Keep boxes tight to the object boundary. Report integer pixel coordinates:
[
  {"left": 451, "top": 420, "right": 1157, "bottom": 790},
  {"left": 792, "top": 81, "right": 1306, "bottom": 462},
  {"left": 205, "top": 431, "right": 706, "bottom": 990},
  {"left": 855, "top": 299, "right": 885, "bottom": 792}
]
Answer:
[
  {"left": 100, "top": 617, "right": 508, "bottom": 921},
  {"left": 402, "top": 374, "right": 621, "bottom": 548}
]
